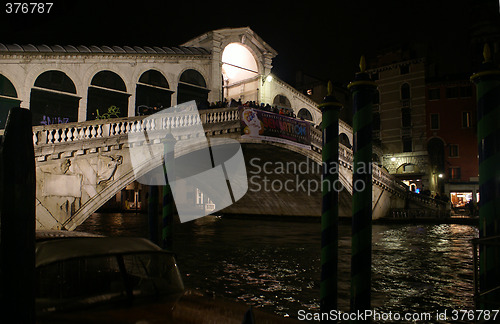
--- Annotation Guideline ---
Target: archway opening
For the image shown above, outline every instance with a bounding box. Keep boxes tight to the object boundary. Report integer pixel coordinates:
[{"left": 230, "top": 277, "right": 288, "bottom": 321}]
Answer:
[
  {"left": 87, "top": 71, "right": 129, "bottom": 120},
  {"left": 222, "top": 43, "right": 258, "bottom": 84},
  {"left": 273, "top": 94, "right": 291, "bottom": 108},
  {"left": 136, "top": 70, "right": 172, "bottom": 115},
  {"left": 222, "top": 43, "right": 259, "bottom": 102},
  {"left": 297, "top": 108, "right": 313, "bottom": 121},
  {"left": 339, "top": 133, "right": 351, "bottom": 149},
  {"left": 30, "top": 70, "right": 79, "bottom": 125},
  {"left": 0, "top": 74, "right": 20, "bottom": 128},
  {"left": 177, "top": 69, "right": 209, "bottom": 108}
]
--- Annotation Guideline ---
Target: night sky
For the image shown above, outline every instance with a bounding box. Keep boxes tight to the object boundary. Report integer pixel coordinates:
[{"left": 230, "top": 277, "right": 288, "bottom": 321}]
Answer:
[{"left": 0, "top": 0, "right": 482, "bottom": 84}]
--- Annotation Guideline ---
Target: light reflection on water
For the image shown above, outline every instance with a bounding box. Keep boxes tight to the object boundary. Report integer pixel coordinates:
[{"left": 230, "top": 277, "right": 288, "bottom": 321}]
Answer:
[{"left": 77, "top": 214, "right": 478, "bottom": 322}]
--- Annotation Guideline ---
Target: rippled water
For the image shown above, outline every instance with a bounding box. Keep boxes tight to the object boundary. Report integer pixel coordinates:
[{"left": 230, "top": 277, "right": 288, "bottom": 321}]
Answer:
[{"left": 77, "top": 213, "right": 478, "bottom": 322}]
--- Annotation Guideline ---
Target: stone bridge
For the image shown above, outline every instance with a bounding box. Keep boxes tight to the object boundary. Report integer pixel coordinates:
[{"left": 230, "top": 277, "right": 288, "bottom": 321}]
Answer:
[{"left": 32, "top": 107, "right": 427, "bottom": 231}]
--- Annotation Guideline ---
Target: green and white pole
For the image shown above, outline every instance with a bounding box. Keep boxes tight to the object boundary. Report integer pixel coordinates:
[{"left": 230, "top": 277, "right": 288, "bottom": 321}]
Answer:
[
  {"left": 348, "top": 56, "right": 376, "bottom": 314},
  {"left": 162, "top": 132, "right": 176, "bottom": 250},
  {"left": 148, "top": 185, "right": 159, "bottom": 245},
  {"left": 319, "top": 81, "right": 343, "bottom": 321},
  {"left": 471, "top": 44, "right": 500, "bottom": 307}
]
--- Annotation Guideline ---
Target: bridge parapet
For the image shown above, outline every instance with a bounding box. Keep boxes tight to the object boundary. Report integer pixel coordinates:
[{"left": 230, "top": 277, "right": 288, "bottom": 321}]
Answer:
[
  {"left": 309, "top": 123, "right": 407, "bottom": 196},
  {"left": 32, "top": 107, "right": 241, "bottom": 158},
  {"left": 31, "top": 107, "right": 407, "bottom": 196}
]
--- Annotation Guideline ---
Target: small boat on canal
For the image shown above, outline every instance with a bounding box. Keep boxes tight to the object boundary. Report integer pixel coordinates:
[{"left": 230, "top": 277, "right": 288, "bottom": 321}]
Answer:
[{"left": 35, "top": 231, "right": 300, "bottom": 323}]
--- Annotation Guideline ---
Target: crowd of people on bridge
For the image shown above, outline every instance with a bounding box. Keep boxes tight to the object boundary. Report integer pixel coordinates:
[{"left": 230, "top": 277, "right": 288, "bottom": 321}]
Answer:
[{"left": 199, "top": 98, "right": 298, "bottom": 118}]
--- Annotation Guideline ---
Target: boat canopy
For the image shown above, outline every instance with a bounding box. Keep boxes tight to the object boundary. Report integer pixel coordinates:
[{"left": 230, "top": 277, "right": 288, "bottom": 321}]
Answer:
[{"left": 36, "top": 237, "right": 166, "bottom": 268}]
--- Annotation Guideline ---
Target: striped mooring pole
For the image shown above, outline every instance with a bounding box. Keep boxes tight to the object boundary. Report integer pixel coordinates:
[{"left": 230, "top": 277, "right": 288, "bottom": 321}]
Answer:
[
  {"left": 319, "top": 81, "right": 343, "bottom": 321},
  {"left": 470, "top": 44, "right": 500, "bottom": 306},
  {"left": 348, "top": 56, "right": 376, "bottom": 315},
  {"left": 162, "top": 132, "right": 176, "bottom": 250},
  {"left": 148, "top": 185, "right": 159, "bottom": 245}
]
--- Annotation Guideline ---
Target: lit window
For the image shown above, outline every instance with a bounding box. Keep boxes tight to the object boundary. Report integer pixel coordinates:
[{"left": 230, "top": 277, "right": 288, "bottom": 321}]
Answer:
[
  {"left": 449, "top": 167, "right": 461, "bottom": 180},
  {"left": 462, "top": 111, "right": 472, "bottom": 128}
]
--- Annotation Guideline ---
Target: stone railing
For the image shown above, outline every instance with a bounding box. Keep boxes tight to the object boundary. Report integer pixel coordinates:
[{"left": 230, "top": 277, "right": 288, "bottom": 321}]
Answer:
[
  {"left": 407, "top": 191, "right": 448, "bottom": 208},
  {"left": 310, "top": 126, "right": 407, "bottom": 195},
  {"left": 32, "top": 108, "right": 240, "bottom": 147},
  {"left": 31, "top": 106, "right": 407, "bottom": 195},
  {"left": 390, "top": 208, "right": 449, "bottom": 219}
]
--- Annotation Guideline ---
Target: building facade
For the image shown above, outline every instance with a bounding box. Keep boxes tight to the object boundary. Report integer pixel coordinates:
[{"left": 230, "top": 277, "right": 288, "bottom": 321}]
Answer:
[
  {"left": 426, "top": 79, "right": 478, "bottom": 208},
  {"left": 368, "top": 58, "right": 429, "bottom": 193}
]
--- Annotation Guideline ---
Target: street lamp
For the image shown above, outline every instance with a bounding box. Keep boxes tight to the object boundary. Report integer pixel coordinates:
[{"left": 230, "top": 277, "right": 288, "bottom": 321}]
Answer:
[{"left": 262, "top": 74, "right": 273, "bottom": 85}]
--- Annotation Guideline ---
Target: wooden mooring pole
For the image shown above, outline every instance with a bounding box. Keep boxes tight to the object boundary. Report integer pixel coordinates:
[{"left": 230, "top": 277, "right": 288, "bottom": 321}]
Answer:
[
  {"left": 319, "top": 81, "right": 343, "bottom": 322},
  {"left": 471, "top": 44, "right": 500, "bottom": 308},
  {"left": 348, "top": 56, "right": 376, "bottom": 317}
]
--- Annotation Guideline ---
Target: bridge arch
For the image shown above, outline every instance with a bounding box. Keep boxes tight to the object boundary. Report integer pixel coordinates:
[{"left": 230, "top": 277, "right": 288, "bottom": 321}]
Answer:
[
  {"left": 396, "top": 163, "right": 420, "bottom": 174},
  {"left": 32, "top": 101, "right": 411, "bottom": 230},
  {"left": 87, "top": 70, "right": 130, "bottom": 120},
  {"left": 30, "top": 70, "right": 80, "bottom": 126}
]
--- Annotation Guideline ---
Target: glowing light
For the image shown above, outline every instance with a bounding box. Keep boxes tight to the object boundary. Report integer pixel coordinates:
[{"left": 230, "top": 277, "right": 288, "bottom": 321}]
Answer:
[
  {"left": 438, "top": 173, "right": 444, "bottom": 178},
  {"left": 222, "top": 43, "right": 258, "bottom": 83},
  {"left": 390, "top": 157, "right": 396, "bottom": 162},
  {"left": 266, "top": 75, "right": 273, "bottom": 82}
]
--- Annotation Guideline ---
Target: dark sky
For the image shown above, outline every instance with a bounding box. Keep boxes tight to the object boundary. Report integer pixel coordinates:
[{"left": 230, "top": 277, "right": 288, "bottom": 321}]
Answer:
[{"left": 0, "top": 0, "right": 479, "bottom": 84}]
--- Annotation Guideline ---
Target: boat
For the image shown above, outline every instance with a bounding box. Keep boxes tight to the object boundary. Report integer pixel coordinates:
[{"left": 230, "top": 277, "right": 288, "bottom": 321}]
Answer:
[{"left": 35, "top": 231, "right": 300, "bottom": 323}]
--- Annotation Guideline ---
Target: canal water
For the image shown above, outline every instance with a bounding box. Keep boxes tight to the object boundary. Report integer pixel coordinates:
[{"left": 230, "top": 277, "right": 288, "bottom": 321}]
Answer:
[{"left": 77, "top": 213, "right": 478, "bottom": 322}]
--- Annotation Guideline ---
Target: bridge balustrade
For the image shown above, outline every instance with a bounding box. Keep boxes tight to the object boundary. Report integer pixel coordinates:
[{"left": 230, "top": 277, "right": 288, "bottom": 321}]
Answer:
[{"left": 30, "top": 106, "right": 408, "bottom": 196}]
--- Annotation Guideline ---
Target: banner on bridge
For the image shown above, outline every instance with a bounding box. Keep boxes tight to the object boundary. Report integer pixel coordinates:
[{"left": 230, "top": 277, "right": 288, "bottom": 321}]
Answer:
[{"left": 239, "top": 106, "right": 311, "bottom": 149}]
